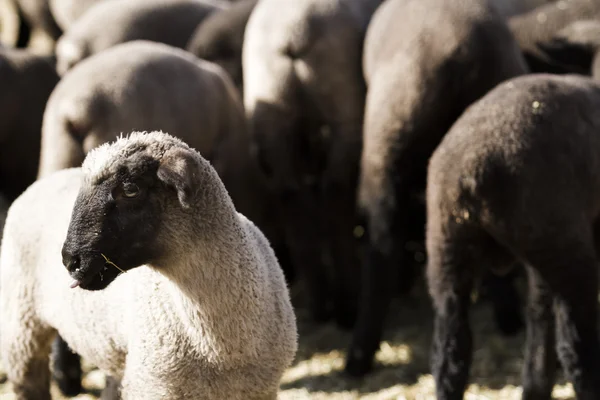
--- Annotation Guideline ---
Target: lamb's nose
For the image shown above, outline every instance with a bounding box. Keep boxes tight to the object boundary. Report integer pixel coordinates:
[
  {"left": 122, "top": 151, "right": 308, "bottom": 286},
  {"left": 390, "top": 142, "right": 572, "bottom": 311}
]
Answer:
[{"left": 61, "top": 246, "right": 80, "bottom": 273}]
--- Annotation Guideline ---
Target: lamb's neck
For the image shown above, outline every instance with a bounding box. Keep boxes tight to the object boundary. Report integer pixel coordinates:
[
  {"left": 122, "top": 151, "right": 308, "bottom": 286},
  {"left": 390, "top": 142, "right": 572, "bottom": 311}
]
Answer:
[{"left": 158, "top": 214, "right": 265, "bottom": 364}]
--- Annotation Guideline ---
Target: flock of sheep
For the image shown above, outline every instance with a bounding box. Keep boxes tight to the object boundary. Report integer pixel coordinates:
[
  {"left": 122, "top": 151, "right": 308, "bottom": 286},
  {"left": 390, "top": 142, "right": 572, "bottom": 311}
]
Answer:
[{"left": 1, "top": 0, "right": 600, "bottom": 398}]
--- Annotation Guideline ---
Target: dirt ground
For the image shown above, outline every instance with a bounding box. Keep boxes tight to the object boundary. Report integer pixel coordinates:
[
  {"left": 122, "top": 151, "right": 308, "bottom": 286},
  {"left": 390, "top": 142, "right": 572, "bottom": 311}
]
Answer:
[{"left": 0, "top": 274, "right": 576, "bottom": 400}]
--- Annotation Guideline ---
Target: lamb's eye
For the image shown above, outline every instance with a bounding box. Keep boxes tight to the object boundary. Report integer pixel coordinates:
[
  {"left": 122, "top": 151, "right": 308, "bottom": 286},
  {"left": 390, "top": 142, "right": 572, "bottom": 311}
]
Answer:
[{"left": 122, "top": 183, "right": 140, "bottom": 198}]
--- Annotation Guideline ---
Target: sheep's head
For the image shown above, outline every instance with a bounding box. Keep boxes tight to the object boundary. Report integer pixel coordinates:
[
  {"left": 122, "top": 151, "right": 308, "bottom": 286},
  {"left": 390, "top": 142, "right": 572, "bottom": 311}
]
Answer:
[{"left": 61, "top": 131, "right": 205, "bottom": 290}]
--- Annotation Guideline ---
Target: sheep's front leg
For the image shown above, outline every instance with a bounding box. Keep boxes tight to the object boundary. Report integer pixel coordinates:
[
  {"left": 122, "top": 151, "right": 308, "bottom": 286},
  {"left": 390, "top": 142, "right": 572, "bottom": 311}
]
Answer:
[
  {"left": 522, "top": 266, "right": 556, "bottom": 400},
  {"left": 429, "top": 284, "right": 473, "bottom": 400}
]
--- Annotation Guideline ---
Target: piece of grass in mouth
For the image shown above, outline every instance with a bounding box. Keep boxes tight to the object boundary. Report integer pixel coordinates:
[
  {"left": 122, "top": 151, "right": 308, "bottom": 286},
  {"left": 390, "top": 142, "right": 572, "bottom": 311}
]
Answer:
[{"left": 101, "top": 253, "right": 127, "bottom": 274}]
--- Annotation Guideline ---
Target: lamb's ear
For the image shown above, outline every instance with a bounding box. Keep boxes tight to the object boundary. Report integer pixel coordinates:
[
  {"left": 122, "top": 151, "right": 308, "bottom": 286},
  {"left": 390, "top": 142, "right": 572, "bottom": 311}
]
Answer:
[{"left": 157, "top": 147, "right": 201, "bottom": 209}]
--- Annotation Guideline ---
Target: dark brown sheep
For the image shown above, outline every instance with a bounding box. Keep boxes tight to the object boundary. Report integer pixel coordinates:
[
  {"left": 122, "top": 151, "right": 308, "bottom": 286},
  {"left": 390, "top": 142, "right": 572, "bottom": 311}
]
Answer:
[
  {"left": 427, "top": 73, "right": 600, "bottom": 400},
  {"left": 348, "top": 0, "right": 528, "bottom": 377}
]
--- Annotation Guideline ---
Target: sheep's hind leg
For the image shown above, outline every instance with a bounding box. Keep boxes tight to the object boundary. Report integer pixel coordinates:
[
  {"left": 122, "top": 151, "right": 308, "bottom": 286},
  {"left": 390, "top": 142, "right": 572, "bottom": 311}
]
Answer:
[
  {"left": 426, "top": 223, "right": 482, "bottom": 400},
  {"left": 344, "top": 192, "right": 405, "bottom": 377},
  {"left": 521, "top": 235, "right": 600, "bottom": 400},
  {"left": 521, "top": 266, "right": 557, "bottom": 400},
  {"left": 1, "top": 323, "right": 55, "bottom": 400}
]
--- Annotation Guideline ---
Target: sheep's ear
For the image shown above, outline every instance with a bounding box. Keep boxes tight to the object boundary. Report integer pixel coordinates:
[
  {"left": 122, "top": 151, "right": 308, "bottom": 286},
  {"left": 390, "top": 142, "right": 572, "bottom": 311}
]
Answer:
[{"left": 157, "top": 147, "right": 200, "bottom": 209}]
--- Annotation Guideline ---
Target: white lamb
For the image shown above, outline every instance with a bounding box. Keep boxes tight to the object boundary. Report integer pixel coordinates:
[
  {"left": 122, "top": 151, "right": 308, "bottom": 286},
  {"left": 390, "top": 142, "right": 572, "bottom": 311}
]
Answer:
[{"left": 0, "top": 130, "right": 298, "bottom": 400}]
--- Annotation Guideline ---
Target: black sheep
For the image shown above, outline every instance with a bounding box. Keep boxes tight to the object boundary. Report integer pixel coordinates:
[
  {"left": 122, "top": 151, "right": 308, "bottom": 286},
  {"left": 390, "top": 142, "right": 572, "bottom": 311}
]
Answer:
[
  {"left": 426, "top": 73, "right": 600, "bottom": 399},
  {"left": 347, "top": 0, "right": 528, "bottom": 377}
]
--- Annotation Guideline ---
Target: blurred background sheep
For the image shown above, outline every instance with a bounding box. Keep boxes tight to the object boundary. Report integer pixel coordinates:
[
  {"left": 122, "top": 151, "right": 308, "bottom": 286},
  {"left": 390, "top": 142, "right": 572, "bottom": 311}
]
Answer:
[{"left": 1, "top": 0, "right": 599, "bottom": 398}]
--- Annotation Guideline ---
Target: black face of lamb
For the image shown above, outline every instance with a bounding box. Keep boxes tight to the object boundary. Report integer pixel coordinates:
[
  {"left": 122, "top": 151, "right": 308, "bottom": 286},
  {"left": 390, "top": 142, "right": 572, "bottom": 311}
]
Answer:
[{"left": 62, "top": 157, "right": 164, "bottom": 290}]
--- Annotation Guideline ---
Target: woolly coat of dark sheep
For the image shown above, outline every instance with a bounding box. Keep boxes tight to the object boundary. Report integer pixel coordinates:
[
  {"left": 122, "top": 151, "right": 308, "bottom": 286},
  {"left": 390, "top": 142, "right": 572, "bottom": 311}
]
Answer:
[
  {"left": 426, "top": 73, "right": 600, "bottom": 400},
  {"left": 54, "top": 0, "right": 225, "bottom": 76},
  {"left": 347, "top": 0, "right": 529, "bottom": 377}
]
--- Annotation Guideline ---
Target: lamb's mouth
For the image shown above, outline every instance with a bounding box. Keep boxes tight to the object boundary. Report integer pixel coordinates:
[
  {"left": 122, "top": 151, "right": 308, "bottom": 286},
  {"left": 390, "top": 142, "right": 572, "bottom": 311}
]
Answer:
[{"left": 69, "top": 255, "right": 120, "bottom": 291}]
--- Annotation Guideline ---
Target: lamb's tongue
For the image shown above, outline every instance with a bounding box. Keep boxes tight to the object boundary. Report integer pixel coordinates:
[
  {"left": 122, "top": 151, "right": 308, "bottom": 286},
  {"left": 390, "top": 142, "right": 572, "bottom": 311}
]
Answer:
[{"left": 69, "top": 279, "right": 81, "bottom": 289}]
